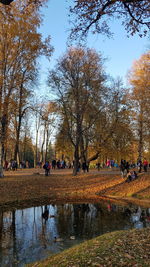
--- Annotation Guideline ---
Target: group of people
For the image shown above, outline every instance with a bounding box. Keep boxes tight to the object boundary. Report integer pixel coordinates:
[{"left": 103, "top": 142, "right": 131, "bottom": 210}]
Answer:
[
  {"left": 126, "top": 170, "right": 138, "bottom": 182},
  {"left": 120, "top": 159, "right": 130, "bottom": 178},
  {"left": 51, "top": 159, "right": 67, "bottom": 169},
  {"left": 137, "top": 159, "right": 149, "bottom": 173},
  {"left": 42, "top": 159, "right": 90, "bottom": 176},
  {"left": 120, "top": 158, "right": 149, "bottom": 182},
  {"left": 120, "top": 159, "right": 138, "bottom": 182},
  {"left": 4, "top": 160, "right": 30, "bottom": 171},
  {"left": 41, "top": 159, "right": 68, "bottom": 171},
  {"left": 4, "top": 160, "right": 18, "bottom": 171}
]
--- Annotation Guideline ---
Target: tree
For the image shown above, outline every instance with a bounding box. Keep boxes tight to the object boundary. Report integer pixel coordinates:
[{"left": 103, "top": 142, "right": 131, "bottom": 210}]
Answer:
[
  {"left": 55, "top": 121, "right": 74, "bottom": 163},
  {"left": 106, "top": 78, "right": 133, "bottom": 161},
  {"left": 0, "top": 0, "right": 13, "bottom": 4},
  {"left": 70, "top": 0, "right": 150, "bottom": 39},
  {"left": 128, "top": 51, "right": 150, "bottom": 161},
  {"left": 19, "top": 117, "right": 34, "bottom": 167},
  {"left": 0, "top": 0, "right": 53, "bottom": 177},
  {"left": 0, "top": 0, "right": 47, "bottom": 7},
  {"left": 32, "top": 101, "right": 57, "bottom": 165},
  {"left": 48, "top": 47, "right": 106, "bottom": 175},
  {"left": 40, "top": 102, "right": 58, "bottom": 163}
]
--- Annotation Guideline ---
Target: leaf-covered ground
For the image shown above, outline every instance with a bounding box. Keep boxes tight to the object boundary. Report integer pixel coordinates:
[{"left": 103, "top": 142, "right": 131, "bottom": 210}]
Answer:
[
  {"left": 1, "top": 168, "right": 150, "bottom": 266},
  {"left": 0, "top": 168, "right": 150, "bottom": 211},
  {"left": 29, "top": 227, "right": 150, "bottom": 267}
]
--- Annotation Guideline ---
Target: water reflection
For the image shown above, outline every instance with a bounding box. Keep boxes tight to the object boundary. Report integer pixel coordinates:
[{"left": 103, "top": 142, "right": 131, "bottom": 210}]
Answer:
[{"left": 0, "top": 203, "right": 150, "bottom": 266}]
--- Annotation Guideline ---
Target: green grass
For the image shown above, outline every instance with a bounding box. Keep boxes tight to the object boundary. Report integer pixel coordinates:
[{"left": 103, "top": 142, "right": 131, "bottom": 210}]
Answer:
[{"left": 29, "top": 227, "right": 150, "bottom": 267}]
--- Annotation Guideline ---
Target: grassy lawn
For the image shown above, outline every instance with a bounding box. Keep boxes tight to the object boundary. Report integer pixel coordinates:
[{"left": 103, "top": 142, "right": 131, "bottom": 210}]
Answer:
[{"left": 29, "top": 227, "right": 150, "bottom": 267}]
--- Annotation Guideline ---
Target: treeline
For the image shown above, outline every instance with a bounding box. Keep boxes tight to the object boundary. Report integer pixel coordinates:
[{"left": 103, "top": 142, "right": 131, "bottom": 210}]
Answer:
[
  {"left": 48, "top": 48, "right": 150, "bottom": 175},
  {"left": 0, "top": 0, "right": 150, "bottom": 176}
]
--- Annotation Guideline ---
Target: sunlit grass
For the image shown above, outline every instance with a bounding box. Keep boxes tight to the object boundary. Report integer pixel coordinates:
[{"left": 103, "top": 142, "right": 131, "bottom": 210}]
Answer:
[{"left": 29, "top": 228, "right": 150, "bottom": 267}]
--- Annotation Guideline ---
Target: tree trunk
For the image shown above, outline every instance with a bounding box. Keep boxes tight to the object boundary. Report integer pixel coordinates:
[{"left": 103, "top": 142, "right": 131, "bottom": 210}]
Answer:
[
  {"left": 14, "top": 132, "right": 20, "bottom": 164},
  {"left": 138, "top": 105, "right": 144, "bottom": 161},
  {"left": 138, "top": 119, "right": 143, "bottom": 161},
  {"left": 80, "top": 135, "right": 86, "bottom": 163},
  {"left": 0, "top": 90, "right": 3, "bottom": 177},
  {"left": 14, "top": 109, "right": 22, "bottom": 163},
  {"left": 45, "top": 128, "right": 49, "bottom": 162},
  {"left": 0, "top": 143, "right": 4, "bottom": 178},
  {"left": 0, "top": 113, "right": 8, "bottom": 178},
  {"left": 40, "top": 127, "right": 46, "bottom": 163},
  {"left": 73, "top": 144, "right": 79, "bottom": 176},
  {"left": 88, "top": 152, "right": 100, "bottom": 162},
  {"left": 35, "top": 128, "right": 39, "bottom": 166}
]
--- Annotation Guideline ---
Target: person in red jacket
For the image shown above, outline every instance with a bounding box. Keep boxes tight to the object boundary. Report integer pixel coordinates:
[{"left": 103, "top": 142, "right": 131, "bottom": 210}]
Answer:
[{"left": 143, "top": 159, "right": 148, "bottom": 172}]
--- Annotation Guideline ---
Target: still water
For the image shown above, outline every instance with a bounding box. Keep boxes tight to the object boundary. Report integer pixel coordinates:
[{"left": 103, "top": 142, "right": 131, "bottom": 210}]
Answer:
[{"left": 0, "top": 202, "right": 150, "bottom": 266}]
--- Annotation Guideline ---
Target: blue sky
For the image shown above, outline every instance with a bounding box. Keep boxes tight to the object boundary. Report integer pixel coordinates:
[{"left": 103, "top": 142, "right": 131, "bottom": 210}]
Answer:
[{"left": 39, "top": 0, "right": 149, "bottom": 92}]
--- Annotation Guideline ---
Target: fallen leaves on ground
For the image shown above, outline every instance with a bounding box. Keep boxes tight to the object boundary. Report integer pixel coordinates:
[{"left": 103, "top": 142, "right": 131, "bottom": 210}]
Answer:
[
  {"left": 29, "top": 227, "right": 150, "bottom": 267},
  {"left": 0, "top": 168, "right": 150, "bottom": 211}
]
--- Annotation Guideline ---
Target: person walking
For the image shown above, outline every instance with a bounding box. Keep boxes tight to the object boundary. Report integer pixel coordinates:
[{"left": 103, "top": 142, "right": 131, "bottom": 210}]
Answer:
[
  {"left": 43, "top": 161, "right": 51, "bottom": 176},
  {"left": 120, "top": 159, "right": 126, "bottom": 178}
]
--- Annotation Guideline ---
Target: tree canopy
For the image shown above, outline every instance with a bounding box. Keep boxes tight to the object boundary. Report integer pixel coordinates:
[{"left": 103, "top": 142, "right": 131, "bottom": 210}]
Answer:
[
  {"left": 48, "top": 47, "right": 106, "bottom": 175},
  {"left": 69, "top": 0, "right": 150, "bottom": 39},
  {"left": 0, "top": 0, "right": 13, "bottom": 4}
]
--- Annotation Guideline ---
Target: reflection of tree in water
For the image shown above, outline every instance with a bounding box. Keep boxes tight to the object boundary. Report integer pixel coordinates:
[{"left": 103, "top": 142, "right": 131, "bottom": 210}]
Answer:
[
  {"left": 0, "top": 204, "right": 150, "bottom": 266},
  {"left": 42, "top": 205, "right": 49, "bottom": 221},
  {"left": 55, "top": 203, "right": 150, "bottom": 238},
  {"left": 55, "top": 204, "right": 89, "bottom": 238},
  {"left": 39, "top": 206, "right": 50, "bottom": 248},
  {"left": 56, "top": 204, "right": 74, "bottom": 237},
  {"left": 90, "top": 203, "right": 132, "bottom": 233},
  {"left": 11, "top": 210, "right": 19, "bottom": 265},
  {"left": 0, "top": 210, "right": 20, "bottom": 266},
  {"left": 73, "top": 204, "right": 90, "bottom": 237}
]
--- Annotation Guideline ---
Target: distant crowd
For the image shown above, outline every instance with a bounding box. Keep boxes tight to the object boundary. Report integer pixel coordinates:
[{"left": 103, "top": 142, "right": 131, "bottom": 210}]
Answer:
[
  {"left": 3, "top": 157, "right": 149, "bottom": 180},
  {"left": 42, "top": 159, "right": 89, "bottom": 176},
  {"left": 3, "top": 160, "right": 30, "bottom": 171}
]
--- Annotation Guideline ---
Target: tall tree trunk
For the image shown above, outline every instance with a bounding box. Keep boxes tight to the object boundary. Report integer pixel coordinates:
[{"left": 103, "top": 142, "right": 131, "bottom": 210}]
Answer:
[
  {"left": 0, "top": 143, "right": 3, "bottom": 178},
  {"left": 0, "top": 93, "right": 3, "bottom": 177},
  {"left": 40, "top": 127, "right": 46, "bottom": 163},
  {"left": 45, "top": 128, "right": 49, "bottom": 162},
  {"left": 73, "top": 143, "right": 79, "bottom": 176},
  {"left": 138, "top": 105, "right": 144, "bottom": 161},
  {"left": 14, "top": 119, "right": 21, "bottom": 163},
  {"left": 0, "top": 113, "right": 7, "bottom": 177},
  {"left": 23, "top": 131, "right": 27, "bottom": 162},
  {"left": 14, "top": 83, "right": 24, "bottom": 163},
  {"left": 35, "top": 111, "right": 40, "bottom": 166},
  {"left": 80, "top": 135, "right": 86, "bottom": 163},
  {"left": 138, "top": 119, "right": 143, "bottom": 161},
  {"left": 35, "top": 128, "right": 39, "bottom": 165}
]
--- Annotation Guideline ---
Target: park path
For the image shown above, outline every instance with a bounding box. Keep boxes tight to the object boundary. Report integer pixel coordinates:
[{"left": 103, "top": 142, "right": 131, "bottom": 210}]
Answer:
[{"left": 4, "top": 167, "right": 121, "bottom": 176}]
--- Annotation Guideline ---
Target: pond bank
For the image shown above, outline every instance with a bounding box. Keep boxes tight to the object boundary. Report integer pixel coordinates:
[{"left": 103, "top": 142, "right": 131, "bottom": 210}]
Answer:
[
  {"left": 0, "top": 168, "right": 150, "bottom": 211},
  {"left": 29, "top": 227, "right": 150, "bottom": 267}
]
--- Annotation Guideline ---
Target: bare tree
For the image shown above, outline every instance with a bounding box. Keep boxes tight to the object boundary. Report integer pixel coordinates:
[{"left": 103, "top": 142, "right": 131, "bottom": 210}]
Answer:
[
  {"left": 70, "top": 0, "right": 150, "bottom": 39},
  {"left": 48, "top": 47, "right": 106, "bottom": 175}
]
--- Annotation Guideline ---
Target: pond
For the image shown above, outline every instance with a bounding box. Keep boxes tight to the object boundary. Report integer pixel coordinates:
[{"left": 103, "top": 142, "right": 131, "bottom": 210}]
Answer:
[{"left": 0, "top": 202, "right": 150, "bottom": 266}]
